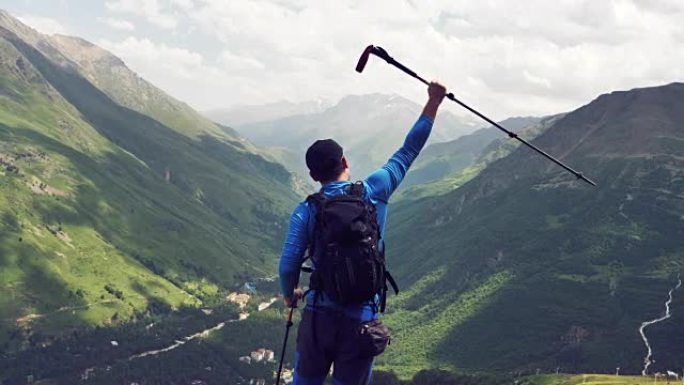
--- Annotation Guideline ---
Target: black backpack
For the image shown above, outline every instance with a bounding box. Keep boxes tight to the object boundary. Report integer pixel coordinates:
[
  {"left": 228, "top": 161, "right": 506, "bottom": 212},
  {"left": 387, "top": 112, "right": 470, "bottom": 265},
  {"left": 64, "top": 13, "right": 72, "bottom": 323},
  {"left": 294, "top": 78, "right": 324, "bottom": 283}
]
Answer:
[{"left": 304, "top": 181, "right": 398, "bottom": 312}]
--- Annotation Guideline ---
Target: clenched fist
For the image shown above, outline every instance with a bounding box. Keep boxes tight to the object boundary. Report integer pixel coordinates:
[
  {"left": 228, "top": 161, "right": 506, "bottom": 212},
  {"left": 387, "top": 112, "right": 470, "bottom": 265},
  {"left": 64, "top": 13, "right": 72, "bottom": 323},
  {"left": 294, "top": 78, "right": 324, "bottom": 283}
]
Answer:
[
  {"left": 427, "top": 81, "right": 447, "bottom": 103},
  {"left": 423, "top": 81, "right": 447, "bottom": 120},
  {"left": 283, "top": 287, "right": 303, "bottom": 309}
]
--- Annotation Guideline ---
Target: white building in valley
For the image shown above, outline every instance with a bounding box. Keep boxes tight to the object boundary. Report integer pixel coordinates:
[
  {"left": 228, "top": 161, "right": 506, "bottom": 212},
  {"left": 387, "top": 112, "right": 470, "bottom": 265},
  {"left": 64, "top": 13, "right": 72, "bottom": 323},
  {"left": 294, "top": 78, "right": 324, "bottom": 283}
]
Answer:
[{"left": 250, "top": 350, "right": 264, "bottom": 362}]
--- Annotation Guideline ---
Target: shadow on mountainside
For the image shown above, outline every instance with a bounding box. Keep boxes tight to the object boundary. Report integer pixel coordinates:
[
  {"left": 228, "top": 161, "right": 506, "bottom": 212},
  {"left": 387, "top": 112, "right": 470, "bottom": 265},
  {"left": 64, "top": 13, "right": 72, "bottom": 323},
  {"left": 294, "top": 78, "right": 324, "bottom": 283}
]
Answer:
[
  {"left": 3, "top": 26, "right": 296, "bottom": 264},
  {"left": 383, "top": 138, "right": 684, "bottom": 374},
  {"left": 0, "top": 27, "right": 299, "bottom": 363}
]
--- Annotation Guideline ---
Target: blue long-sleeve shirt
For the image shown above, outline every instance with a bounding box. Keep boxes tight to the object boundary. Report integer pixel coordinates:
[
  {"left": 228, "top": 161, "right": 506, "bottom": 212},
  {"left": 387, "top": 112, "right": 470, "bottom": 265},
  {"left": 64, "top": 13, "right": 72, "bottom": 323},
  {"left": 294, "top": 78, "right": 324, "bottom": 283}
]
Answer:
[{"left": 278, "top": 114, "right": 434, "bottom": 319}]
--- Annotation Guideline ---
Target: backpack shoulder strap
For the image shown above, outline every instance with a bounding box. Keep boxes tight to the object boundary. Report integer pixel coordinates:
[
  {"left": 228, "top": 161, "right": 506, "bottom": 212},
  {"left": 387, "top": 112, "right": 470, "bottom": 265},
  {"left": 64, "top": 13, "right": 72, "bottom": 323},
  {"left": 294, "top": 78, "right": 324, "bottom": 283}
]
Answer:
[
  {"left": 348, "top": 180, "right": 365, "bottom": 198},
  {"left": 380, "top": 271, "right": 399, "bottom": 313},
  {"left": 386, "top": 271, "right": 399, "bottom": 295},
  {"left": 306, "top": 192, "right": 326, "bottom": 209},
  {"left": 304, "top": 192, "right": 326, "bottom": 266}
]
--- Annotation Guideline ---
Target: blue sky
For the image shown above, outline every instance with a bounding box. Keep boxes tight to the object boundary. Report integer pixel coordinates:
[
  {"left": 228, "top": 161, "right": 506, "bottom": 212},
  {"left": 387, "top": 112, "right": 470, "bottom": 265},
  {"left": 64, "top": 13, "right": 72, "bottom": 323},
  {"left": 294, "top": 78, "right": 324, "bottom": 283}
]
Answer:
[{"left": 3, "top": 0, "right": 684, "bottom": 120}]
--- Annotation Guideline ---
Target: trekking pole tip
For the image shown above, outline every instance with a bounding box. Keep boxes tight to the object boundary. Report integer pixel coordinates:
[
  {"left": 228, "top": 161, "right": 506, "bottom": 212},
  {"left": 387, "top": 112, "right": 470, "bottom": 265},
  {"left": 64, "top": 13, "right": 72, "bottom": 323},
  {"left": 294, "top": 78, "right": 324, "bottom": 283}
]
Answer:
[{"left": 576, "top": 172, "right": 597, "bottom": 186}]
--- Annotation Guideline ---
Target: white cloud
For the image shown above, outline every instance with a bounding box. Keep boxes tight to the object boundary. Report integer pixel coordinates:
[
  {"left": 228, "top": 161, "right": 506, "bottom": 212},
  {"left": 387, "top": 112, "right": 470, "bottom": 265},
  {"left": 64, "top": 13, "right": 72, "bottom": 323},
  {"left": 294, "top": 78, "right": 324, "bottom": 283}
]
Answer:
[
  {"left": 88, "top": 0, "right": 684, "bottom": 119},
  {"left": 105, "top": 0, "right": 178, "bottom": 30},
  {"left": 171, "top": 0, "right": 196, "bottom": 11},
  {"left": 97, "top": 36, "right": 268, "bottom": 108},
  {"left": 99, "top": 37, "right": 208, "bottom": 79},
  {"left": 97, "top": 17, "right": 135, "bottom": 31},
  {"left": 219, "top": 51, "right": 265, "bottom": 72},
  {"left": 17, "top": 15, "right": 68, "bottom": 35}
]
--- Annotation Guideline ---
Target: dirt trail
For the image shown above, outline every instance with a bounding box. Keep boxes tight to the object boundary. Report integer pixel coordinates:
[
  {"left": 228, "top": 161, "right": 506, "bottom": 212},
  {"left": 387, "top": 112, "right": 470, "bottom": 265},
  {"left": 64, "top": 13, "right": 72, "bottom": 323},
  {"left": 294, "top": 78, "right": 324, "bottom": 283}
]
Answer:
[
  {"left": 12, "top": 301, "right": 117, "bottom": 325},
  {"left": 128, "top": 316, "right": 244, "bottom": 360},
  {"left": 128, "top": 298, "right": 276, "bottom": 360}
]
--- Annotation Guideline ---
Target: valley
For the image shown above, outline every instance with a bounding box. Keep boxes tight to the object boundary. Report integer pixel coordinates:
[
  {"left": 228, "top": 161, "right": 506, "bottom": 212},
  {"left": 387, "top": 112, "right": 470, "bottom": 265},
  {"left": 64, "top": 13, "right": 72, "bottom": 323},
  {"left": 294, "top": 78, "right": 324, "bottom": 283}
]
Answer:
[
  {"left": 1, "top": 6, "right": 684, "bottom": 385},
  {"left": 0, "top": 7, "right": 297, "bottom": 365}
]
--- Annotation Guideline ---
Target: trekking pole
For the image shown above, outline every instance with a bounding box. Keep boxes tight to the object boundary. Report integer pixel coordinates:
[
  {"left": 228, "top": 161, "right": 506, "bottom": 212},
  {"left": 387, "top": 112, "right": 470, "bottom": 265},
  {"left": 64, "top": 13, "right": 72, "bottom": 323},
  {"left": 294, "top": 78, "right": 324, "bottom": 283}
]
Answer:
[
  {"left": 355, "top": 45, "right": 597, "bottom": 187},
  {"left": 275, "top": 304, "right": 296, "bottom": 385}
]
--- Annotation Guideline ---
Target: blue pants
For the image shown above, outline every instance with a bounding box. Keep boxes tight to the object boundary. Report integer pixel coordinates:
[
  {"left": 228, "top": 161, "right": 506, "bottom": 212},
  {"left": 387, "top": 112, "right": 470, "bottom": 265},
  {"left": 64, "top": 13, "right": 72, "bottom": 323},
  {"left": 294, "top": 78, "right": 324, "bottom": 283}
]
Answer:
[{"left": 293, "top": 309, "right": 374, "bottom": 385}]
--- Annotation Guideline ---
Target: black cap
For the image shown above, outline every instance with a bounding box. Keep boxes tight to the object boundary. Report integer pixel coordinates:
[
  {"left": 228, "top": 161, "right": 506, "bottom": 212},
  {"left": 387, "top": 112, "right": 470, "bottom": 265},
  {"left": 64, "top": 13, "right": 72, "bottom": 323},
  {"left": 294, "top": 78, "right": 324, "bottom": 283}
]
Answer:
[{"left": 305, "top": 139, "right": 344, "bottom": 181}]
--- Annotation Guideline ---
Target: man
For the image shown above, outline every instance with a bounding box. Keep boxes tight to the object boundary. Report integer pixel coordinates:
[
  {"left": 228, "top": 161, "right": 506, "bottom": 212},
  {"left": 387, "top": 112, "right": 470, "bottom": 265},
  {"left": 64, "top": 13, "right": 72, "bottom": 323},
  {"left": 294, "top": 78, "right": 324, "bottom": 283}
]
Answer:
[{"left": 279, "top": 82, "right": 447, "bottom": 385}]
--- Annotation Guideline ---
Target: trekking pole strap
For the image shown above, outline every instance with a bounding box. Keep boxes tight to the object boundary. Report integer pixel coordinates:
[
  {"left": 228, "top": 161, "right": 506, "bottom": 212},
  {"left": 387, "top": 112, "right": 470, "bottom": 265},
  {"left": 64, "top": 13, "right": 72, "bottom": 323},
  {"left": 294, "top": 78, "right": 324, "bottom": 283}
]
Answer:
[{"left": 372, "top": 46, "right": 430, "bottom": 86}]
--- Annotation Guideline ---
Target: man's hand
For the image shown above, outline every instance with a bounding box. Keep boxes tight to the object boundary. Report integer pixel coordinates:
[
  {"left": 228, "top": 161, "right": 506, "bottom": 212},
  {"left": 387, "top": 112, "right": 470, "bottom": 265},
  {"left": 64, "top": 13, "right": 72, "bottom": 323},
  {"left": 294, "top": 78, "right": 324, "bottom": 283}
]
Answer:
[
  {"left": 423, "top": 81, "right": 447, "bottom": 121},
  {"left": 283, "top": 288, "right": 303, "bottom": 308}
]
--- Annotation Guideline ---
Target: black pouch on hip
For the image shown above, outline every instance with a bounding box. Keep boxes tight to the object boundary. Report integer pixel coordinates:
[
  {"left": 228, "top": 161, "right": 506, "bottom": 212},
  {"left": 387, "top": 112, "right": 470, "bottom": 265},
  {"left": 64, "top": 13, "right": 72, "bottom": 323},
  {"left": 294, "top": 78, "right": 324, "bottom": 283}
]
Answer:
[{"left": 357, "top": 319, "right": 391, "bottom": 357}]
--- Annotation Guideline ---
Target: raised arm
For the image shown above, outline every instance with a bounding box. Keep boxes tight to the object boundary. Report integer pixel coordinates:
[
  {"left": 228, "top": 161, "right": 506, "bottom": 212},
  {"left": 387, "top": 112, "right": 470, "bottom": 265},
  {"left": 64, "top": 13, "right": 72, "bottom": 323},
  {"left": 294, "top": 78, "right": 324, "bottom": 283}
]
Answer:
[
  {"left": 365, "top": 82, "right": 446, "bottom": 202},
  {"left": 278, "top": 203, "right": 309, "bottom": 306},
  {"left": 422, "top": 82, "right": 447, "bottom": 121}
]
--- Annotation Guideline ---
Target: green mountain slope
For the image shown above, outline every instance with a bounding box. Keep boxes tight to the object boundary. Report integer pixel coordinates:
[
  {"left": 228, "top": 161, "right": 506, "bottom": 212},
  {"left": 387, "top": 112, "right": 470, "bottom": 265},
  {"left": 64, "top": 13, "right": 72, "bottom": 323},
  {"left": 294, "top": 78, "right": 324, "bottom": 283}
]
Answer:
[
  {"left": 397, "top": 115, "right": 561, "bottom": 201},
  {"left": 402, "top": 117, "right": 542, "bottom": 188},
  {"left": 0, "top": 10, "right": 298, "bottom": 350},
  {"left": 380, "top": 83, "right": 684, "bottom": 376}
]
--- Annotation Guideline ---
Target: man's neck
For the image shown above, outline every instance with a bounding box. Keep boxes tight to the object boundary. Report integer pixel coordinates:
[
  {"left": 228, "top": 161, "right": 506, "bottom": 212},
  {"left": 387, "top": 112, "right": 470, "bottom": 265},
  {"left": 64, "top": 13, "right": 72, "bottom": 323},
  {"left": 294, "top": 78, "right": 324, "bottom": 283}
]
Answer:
[{"left": 320, "top": 177, "right": 350, "bottom": 187}]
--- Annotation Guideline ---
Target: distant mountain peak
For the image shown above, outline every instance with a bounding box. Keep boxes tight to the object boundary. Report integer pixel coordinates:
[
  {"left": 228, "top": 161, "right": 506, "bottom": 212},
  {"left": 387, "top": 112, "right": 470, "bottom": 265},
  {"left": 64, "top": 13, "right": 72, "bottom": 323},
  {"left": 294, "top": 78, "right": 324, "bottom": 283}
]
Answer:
[
  {"left": 337, "top": 92, "right": 416, "bottom": 106},
  {"left": 204, "top": 99, "right": 332, "bottom": 127},
  {"left": 0, "top": 9, "right": 42, "bottom": 43}
]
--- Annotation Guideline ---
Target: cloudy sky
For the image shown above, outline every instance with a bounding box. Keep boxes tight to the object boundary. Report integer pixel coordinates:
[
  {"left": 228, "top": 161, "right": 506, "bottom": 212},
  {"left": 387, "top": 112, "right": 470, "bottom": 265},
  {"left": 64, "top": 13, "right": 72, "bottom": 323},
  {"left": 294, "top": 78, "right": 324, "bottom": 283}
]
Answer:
[{"left": 3, "top": 0, "right": 684, "bottom": 120}]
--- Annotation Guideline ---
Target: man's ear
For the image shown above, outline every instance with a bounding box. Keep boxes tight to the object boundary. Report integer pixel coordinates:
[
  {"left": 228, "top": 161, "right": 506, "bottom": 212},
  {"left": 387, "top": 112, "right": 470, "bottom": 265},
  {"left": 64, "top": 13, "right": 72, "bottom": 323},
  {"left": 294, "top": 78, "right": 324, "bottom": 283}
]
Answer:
[{"left": 341, "top": 156, "right": 349, "bottom": 169}]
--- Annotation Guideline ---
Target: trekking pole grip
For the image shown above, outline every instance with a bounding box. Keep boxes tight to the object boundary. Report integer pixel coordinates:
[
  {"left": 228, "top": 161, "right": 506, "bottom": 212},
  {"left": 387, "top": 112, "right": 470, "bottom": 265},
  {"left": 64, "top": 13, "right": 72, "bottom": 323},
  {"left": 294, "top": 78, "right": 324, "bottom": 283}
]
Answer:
[{"left": 286, "top": 305, "right": 295, "bottom": 326}]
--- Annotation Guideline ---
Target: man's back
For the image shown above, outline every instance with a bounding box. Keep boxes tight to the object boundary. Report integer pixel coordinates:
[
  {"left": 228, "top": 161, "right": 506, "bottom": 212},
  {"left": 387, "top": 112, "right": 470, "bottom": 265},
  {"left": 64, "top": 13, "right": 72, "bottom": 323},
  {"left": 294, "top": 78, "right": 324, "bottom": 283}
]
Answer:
[
  {"left": 279, "top": 114, "right": 434, "bottom": 315},
  {"left": 278, "top": 82, "right": 446, "bottom": 385}
]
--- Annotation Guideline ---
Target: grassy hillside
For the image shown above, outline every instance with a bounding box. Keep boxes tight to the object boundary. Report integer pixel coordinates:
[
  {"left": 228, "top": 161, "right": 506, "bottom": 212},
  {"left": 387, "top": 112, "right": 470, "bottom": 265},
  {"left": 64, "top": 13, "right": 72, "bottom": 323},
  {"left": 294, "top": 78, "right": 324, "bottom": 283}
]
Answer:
[
  {"left": 401, "top": 117, "right": 542, "bottom": 189},
  {"left": 521, "top": 374, "right": 650, "bottom": 385},
  {"left": 397, "top": 115, "right": 561, "bottom": 201},
  {"left": 380, "top": 83, "right": 684, "bottom": 376},
  {"left": 0, "top": 11, "right": 299, "bottom": 354}
]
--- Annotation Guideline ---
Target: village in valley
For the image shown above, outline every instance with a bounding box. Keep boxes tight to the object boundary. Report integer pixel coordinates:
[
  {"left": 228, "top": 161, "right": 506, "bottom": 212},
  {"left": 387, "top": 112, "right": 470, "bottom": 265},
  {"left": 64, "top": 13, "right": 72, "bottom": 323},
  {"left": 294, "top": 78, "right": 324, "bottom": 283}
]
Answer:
[
  {"left": 239, "top": 347, "right": 293, "bottom": 385},
  {"left": 226, "top": 284, "right": 294, "bottom": 384},
  {"left": 240, "top": 348, "right": 275, "bottom": 365}
]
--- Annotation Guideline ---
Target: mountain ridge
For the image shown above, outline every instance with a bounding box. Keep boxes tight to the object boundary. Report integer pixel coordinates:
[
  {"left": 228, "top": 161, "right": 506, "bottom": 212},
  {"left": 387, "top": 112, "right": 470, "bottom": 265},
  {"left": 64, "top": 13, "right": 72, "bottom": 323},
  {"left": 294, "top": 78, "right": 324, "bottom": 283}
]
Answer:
[
  {"left": 400, "top": 116, "right": 543, "bottom": 189},
  {"left": 0, "top": 10, "right": 299, "bottom": 352},
  {"left": 380, "top": 81, "right": 684, "bottom": 375},
  {"left": 205, "top": 98, "right": 331, "bottom": 127},
  {"left": 3, "top": 6, "right": 684, "bottom": 383},
  {"left": 233, "top": 92, "right": 481, "bottom": 178}
]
